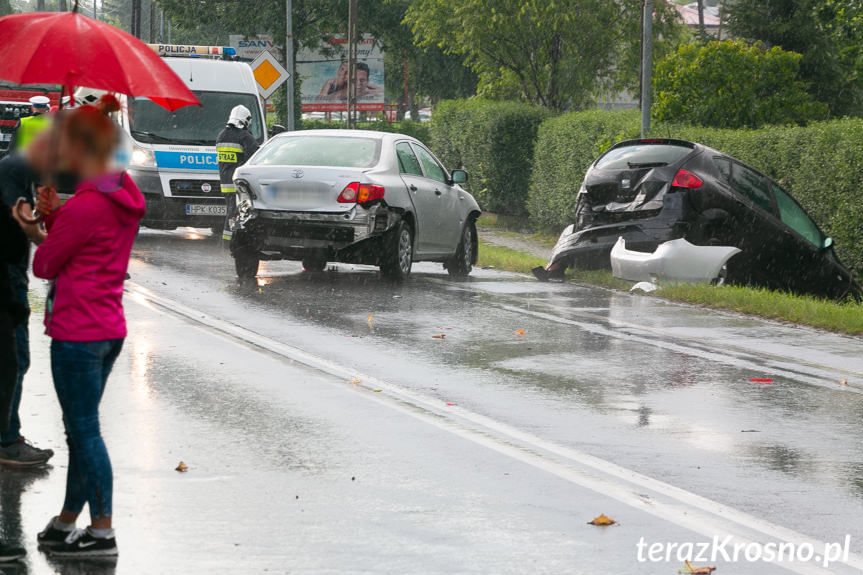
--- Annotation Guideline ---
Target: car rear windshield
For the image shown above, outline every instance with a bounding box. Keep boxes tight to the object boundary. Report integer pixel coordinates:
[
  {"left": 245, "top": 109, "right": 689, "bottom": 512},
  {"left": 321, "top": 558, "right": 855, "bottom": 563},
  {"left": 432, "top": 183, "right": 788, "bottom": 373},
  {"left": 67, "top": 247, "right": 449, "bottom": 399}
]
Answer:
[
  {"left": 594, "top": 143, "right": 693, "bottom": 170},
  {"left": 252, "top": 136, "right": 381, "bottom": 168}
]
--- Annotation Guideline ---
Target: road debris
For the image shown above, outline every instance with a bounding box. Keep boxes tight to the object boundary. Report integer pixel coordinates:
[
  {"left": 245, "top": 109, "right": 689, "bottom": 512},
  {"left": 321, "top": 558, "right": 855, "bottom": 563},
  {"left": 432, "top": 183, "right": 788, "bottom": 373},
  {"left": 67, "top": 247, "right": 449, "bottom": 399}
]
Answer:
[
  {"left": 587, "top": 513, "right": 616, "bottom": 526},
  {"left": 678, "top": 560, "right": 716, "bottom": 574},
  {"left": 349, "top": 378, "right": 361, "bottom": 385},
  {"left": 175, "top": 461, "right": 188, "bottom": 472},
  {"left": 432, "top": 333, "right": 446, "bottom": 339},
  {"left": 514, "top": 329, "right": 526, "bottom": 336},
  {"left": 840, "top": 378, "right": 848, "bottom": 385},
  {"left": 749, "top": 378, "right": 773, "bottom": 383}
]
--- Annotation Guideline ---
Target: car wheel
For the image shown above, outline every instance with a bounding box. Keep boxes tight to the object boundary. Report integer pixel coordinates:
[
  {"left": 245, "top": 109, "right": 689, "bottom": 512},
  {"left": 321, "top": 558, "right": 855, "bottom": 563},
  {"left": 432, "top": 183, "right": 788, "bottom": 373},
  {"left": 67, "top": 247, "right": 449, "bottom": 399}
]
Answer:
[
  {"left": 302, "top": 257, "right": 327, "bottom": 273},
  {"left": 380, "top": 220, "right": 413, "bottom": 280},
  {"left": 234, "top": 248, "right": 260, "bottom": 279},
  {"left": 446, "top": 221, "right": 475, "bottom": 278}
]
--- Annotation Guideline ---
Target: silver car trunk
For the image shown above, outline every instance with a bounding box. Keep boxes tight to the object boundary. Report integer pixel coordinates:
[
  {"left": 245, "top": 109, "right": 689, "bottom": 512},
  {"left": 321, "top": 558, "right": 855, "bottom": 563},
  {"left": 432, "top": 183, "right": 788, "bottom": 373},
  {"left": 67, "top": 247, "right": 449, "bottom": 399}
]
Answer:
[{"left": 242, "top": 166, "right": 369, "bottom": 213}]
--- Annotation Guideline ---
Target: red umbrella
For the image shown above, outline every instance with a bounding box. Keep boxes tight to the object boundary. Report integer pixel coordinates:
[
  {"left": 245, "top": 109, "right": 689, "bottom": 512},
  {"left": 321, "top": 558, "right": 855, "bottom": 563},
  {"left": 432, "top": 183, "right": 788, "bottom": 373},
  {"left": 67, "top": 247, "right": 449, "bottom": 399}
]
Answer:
[{"left": 0, "top": 10, "right": 199, "bottom": 111}]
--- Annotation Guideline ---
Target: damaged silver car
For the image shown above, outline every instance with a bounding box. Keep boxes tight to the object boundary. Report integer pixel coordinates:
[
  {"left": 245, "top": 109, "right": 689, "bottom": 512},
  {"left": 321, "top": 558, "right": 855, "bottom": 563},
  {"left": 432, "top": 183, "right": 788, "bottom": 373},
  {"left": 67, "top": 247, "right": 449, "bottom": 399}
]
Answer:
[{"left": 230, "top": 130, "right": 481, "bottom": 280}]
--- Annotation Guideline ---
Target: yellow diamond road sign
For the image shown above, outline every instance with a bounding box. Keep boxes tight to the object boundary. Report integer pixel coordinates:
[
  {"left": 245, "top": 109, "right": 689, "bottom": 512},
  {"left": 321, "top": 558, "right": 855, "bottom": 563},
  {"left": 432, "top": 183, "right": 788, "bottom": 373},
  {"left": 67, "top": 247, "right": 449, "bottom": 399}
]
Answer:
[{"left": 250, "top": 50, "right": 289, "bottom": 99}]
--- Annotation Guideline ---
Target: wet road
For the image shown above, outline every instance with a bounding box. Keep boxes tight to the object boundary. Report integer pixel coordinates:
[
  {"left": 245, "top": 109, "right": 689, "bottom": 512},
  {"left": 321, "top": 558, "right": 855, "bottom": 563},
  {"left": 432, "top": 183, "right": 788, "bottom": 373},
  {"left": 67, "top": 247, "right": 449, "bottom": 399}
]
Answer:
[{"left": 7, "top": 228, "right": 863, "bottom": 574}]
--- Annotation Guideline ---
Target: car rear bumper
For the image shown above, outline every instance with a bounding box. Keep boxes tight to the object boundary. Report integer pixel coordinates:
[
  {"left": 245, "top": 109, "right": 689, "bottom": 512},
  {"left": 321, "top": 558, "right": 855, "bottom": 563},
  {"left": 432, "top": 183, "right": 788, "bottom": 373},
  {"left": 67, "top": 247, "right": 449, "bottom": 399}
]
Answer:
[
  {"left": 547, "top": 193, "right": 687, "bottom": 270},
  {"left": 237, "top": 205, "right": 392, "bottom": 258}
]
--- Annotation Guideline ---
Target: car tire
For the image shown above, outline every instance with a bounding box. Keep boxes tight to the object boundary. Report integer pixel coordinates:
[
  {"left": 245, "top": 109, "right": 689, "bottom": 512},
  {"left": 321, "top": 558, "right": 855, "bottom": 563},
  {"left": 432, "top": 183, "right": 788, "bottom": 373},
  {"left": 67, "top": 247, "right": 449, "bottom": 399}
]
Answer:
[
  {"left": 234, "top": 248, "right": 260, "bottom": 279},
  {"left": 380, "top": 220, "right": 413, "bottom": 280},
  {"left": 302, "top": 258, "right": 327, "bottom": 273},
  {"left": 446, "top": 220, "right": 476, "bottom": 278}
]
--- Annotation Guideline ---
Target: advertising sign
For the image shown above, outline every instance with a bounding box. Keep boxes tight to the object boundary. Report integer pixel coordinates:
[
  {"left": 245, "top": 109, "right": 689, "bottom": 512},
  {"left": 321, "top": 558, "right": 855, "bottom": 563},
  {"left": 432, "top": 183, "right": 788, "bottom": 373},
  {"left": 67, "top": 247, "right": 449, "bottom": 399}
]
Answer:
[
  {"left": 297, "top": 34, "right": 384, "bottom": 112},
  {"left": 229, "top": 35, "right": 283, "bottom": 63}
]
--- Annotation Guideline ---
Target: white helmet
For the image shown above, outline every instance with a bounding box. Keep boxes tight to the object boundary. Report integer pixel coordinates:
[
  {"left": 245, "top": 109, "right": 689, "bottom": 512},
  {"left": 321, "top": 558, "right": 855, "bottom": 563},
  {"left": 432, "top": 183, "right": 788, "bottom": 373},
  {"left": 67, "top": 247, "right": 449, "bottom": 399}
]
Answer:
[
  {"left": 228, "top": 105, "right": 252, "bottom": 129},
  {"left": 74, "top": 86, "right": 107, "bottom": 107}
]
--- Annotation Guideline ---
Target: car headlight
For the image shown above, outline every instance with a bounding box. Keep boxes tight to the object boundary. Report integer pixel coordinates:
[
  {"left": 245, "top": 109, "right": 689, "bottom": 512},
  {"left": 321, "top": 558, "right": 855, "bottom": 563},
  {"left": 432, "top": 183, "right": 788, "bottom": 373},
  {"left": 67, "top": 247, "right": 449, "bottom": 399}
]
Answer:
[{"left": 130, "top": 145, "right": 156, "bottom": 168}]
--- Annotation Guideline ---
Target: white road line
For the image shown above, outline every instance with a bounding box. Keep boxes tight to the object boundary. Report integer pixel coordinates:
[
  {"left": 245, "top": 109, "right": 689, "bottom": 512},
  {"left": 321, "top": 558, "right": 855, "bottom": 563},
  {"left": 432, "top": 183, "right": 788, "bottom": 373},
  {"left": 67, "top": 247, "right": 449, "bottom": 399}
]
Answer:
[{"left": 125, "top": 281, "right": 863, "bottom": 575}]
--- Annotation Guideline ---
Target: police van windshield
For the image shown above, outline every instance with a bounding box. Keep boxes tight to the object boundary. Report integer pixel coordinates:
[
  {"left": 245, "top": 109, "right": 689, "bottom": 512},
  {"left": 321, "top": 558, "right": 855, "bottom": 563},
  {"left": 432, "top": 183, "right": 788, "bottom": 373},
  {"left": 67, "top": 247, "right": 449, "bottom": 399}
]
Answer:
[{"left": 128, "top": 91, "right": 263, "bottom": 146}]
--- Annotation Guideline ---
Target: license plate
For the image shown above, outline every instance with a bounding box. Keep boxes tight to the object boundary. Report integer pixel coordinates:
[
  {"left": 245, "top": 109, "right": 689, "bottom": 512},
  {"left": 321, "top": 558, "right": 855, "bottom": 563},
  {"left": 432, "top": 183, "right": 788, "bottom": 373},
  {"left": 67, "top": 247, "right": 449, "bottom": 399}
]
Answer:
[
  {"left": 185, "top": 204, "right": 226, "bottom": 216},
  {"left": 0, "top": 134, "right": 11, "bottom": 142}
]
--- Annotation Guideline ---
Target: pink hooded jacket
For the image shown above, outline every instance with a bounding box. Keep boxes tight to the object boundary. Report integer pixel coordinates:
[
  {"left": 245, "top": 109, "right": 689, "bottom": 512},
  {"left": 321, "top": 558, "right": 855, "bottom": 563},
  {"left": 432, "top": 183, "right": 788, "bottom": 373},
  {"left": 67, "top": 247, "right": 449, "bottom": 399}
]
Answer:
[{"left": 33, "top": 172, "right": 145, "bottom": 341}]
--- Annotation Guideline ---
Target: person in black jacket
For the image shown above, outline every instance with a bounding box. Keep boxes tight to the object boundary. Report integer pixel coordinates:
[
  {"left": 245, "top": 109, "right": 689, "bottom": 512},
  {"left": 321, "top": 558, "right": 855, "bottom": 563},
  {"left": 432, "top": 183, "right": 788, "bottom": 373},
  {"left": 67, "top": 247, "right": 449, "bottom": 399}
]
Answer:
[
  {"left": 0, "top": 197, "right": 31, "bottom": 562},
  {"left": 0, "top": 145, "right": 54, "bottom": 467},
  {"left": 216, "top": 105, "right": 259, "bottom": 245}
]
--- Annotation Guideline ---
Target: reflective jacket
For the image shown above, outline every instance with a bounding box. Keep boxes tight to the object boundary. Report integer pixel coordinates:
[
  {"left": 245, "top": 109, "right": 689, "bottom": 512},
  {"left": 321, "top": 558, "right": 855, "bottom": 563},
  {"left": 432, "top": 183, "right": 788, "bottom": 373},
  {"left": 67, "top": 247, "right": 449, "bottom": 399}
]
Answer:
[
  {"left": 11, "top": 114, "right": 50, "bottom": 152},
  {"left": 216, "top": 125, "right": 259, "bottom": 193}
]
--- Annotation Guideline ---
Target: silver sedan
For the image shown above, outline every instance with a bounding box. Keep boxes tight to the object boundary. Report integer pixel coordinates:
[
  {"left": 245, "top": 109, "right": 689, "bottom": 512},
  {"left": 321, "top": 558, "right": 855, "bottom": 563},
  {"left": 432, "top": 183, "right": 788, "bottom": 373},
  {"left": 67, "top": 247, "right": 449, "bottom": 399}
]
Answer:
[{"left": 230, "top": 130, "right": 482, "bottom": 279}]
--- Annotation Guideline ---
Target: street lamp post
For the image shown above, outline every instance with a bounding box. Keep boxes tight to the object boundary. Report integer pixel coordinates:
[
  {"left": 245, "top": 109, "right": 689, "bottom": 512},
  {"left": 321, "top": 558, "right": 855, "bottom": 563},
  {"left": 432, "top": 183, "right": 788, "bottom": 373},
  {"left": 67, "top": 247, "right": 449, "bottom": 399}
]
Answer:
[{"left": 285, "top": 0, "right": 295, "bottom": 131}]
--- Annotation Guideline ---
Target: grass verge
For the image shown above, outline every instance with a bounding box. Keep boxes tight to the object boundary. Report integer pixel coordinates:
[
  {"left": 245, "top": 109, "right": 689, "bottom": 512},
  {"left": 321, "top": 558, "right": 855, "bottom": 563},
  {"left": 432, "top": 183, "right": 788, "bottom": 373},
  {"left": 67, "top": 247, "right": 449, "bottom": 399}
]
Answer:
[
  {"left": 477, "top": 242, "right": 863, "bottom": 336},
  {"left": 476, "top": 243, "right": 547, "bottom": 275}
]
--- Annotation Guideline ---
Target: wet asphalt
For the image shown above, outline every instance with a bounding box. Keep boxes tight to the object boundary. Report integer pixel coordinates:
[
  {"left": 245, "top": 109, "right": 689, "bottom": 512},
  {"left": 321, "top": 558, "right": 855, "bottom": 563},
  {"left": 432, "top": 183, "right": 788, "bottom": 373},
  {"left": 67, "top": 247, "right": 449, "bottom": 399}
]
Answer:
[{"left": 3, "top": 228, "right": 863, "bottom": 574}]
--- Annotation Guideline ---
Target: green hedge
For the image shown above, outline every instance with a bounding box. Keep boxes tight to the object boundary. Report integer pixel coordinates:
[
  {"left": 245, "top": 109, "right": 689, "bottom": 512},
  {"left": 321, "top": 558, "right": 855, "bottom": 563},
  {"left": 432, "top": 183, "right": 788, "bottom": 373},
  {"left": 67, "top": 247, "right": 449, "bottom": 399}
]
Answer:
[
  {"left": 298, "top": 120, "right": 432, "bottom": 145},
  {"left": 431, "top": 100, "right": 551, "bottom": 216},
  {"left": 527, "top": 109, "right": 863, "bottom": 276},
  {"left": 528, "top": 109, "right": 640, "bottom": 230}
]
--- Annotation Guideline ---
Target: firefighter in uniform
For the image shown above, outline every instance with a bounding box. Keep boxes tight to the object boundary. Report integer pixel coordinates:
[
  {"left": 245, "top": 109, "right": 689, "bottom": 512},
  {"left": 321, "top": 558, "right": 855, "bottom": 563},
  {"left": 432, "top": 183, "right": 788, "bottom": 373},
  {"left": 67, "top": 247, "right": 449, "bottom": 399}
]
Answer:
[
  {"left": 10, "top": 96, "right": 51, "bottom": 153},
  {"left": 216, "top": 105, "right": 259, "bottom": 243}
]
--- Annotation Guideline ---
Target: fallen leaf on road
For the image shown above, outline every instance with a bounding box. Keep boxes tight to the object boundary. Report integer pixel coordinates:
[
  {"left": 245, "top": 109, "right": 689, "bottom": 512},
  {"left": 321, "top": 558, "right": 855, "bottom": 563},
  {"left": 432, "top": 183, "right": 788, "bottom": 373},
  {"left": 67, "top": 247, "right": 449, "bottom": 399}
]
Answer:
[
  {"left": 175, "top": 461, "right": 188, "bottom": 473},
  {"left": 373, "top": 389, "right": 382, "bottom": 392},
  {"left": 587, "top": 513, "right": 616, "bottom": 526},
  {"left": 446, "top": 402, "right": 457, "bottom": 406},
  {"left": 749, "top": 378, "right": 773, "bottom": 383},
  {"left": 349, "top": 378, "right": 361, "bottom": 385},
  {"left": 367, "top": 314, "right": 373, "bottom": 326},
  {"left": 840, "top": 378, "right": 848, "bottom": 386},
  {"left": 679, "top": 560, "right": 716, "bottom": 574},
  {"left": 432, "top": 334, "right": 446, "bottom": 339},
  {"left": 514, "top": 329, "right": 526, "bottom": 336}
]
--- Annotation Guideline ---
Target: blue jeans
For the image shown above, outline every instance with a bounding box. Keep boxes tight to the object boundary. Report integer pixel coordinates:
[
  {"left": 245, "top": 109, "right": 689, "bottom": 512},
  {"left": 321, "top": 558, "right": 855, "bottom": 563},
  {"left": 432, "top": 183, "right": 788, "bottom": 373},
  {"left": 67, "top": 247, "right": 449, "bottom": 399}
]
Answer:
[
  {"left": 51, "top": 339, "right": 123, "bottom": 520},
  {"left": 1, "top": 286, "right": 29, "bottom": 444}
]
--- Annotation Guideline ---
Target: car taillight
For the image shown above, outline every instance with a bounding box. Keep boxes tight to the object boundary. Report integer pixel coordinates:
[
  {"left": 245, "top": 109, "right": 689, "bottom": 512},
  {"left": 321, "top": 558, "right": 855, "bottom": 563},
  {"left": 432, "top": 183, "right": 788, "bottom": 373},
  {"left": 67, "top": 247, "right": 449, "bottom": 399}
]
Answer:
[
  {"left": 671, "top": 169, "right": 703, "bottom": 189},
  {"left": 338, "top": 182, "right": 385, "bottom": 203}
]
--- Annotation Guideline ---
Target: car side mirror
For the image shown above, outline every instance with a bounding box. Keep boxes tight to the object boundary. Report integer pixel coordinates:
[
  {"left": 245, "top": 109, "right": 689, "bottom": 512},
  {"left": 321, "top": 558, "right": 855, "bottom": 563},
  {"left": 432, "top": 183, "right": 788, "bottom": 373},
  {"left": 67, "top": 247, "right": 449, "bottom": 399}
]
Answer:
[
  {"left": 269, "top": 124, "right": 286, "bottom": 138},
  {"left": 451, "top": 169, "right": 469, "bottom": 185},
  {"left": 822, "top": 237, "right": 834, "bottom": 250}
]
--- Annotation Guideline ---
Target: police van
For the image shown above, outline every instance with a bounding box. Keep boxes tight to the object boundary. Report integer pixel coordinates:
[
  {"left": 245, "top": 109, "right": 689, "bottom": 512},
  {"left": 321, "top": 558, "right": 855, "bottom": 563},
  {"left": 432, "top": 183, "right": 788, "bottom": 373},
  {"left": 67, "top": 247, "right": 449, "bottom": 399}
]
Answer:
[{"left": 120, "top": 45, "right": 268, "bottom": 233}]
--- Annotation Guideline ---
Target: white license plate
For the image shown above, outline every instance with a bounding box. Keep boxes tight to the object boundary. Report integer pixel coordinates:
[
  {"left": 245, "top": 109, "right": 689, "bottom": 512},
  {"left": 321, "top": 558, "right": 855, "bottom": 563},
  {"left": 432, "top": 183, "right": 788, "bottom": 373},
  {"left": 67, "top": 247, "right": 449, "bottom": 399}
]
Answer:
[
  {"left": 0, "top": 134, "right": 11, "bottom": 142},
  {"left": 185, "top": 204, "right": 226, "bottom": 216}
]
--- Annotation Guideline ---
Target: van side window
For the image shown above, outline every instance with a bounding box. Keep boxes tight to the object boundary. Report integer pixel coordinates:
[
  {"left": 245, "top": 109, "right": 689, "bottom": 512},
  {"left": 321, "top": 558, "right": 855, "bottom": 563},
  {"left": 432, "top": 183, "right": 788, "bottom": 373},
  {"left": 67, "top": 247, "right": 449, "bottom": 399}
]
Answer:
[
  {"left": 731, "top": 163, "right": 774, "bottom": 213},
  {"left": 396, "top": 142, "right": 423, "bottom": 176},
  {"left": 771, "top": 184, "right": 823, "bottom": 247}
]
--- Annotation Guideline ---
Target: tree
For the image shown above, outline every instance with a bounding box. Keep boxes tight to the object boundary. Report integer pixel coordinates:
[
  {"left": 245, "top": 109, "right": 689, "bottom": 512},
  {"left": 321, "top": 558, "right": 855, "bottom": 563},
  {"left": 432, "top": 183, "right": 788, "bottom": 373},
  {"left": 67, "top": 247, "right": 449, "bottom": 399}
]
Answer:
[
  {"left": 404, "top": 0, "right": 684, "bottom": 111},
  {"left": 652, "top": 39, "right": 829, "bottom": 128},
  {"left": 725, "top": 0, "right": 863, "bottom": 116},
  {"left": 0, "top": 0, "right": 14, "bottom": 16}
]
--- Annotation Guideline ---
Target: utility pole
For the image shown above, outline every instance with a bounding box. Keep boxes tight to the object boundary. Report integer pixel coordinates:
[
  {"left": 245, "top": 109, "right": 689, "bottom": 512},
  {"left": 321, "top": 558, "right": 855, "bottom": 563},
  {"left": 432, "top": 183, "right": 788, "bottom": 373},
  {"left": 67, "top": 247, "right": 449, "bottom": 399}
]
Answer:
[
  {"left": 696, "top": 0, "right": 705, "bottom": 41},
  {"left": 285, "top": 0, "right": 295, "bottom": 131},
  {"left": 37, "top": 0, "right": 45, "bottom": 11},
  {"left": 59, "top": 0, "right": 67, "bottom": 10},
  {"left": 149, "top": 0, "right": 157, "bottom": 42},
  {"left": 93, "top": 0, "right": 97, "bottom": 20},
  {"left": 346, "top": 0, "right": 358, "bottom": 129},
  {"left": 131, "top": 0, "right": 141, "bottom": 38},
  {"left": 640, "top": 0, "right": 653, "bottom": 138}
]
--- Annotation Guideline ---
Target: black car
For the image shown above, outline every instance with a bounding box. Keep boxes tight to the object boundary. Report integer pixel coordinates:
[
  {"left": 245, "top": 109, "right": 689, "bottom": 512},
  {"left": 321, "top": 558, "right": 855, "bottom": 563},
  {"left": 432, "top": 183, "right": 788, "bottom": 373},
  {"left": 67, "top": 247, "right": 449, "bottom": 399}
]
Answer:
[{"left": 536, "top": 138, "right": 861, "bottom": 300}]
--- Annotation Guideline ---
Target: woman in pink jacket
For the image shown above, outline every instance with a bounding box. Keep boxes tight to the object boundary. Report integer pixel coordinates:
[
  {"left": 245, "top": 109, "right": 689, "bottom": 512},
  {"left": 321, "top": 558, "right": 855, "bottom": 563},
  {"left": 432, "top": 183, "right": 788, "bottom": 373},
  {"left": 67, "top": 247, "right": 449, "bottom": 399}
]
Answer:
[{"left": 28, "top": 95, "right": 144, "bottom": 558}]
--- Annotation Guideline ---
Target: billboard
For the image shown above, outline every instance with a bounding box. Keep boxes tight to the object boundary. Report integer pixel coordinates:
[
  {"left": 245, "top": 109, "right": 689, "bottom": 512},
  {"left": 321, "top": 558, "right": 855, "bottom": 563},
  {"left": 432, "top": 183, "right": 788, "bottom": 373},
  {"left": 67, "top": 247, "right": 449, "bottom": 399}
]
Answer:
[
  {"left": 297, "top": 34, "right": 384, "bottom": 112},
  {"left": 229, "top": 35, "right": 283, "bottom": 63}
]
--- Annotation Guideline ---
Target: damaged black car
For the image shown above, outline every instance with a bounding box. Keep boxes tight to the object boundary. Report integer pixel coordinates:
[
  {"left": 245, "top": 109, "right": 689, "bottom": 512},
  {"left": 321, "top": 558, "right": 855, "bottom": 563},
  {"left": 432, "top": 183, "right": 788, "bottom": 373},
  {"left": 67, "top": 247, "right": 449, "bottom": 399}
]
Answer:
[{"left": 534, "top": 138, "right": 862, "bottom": 300}]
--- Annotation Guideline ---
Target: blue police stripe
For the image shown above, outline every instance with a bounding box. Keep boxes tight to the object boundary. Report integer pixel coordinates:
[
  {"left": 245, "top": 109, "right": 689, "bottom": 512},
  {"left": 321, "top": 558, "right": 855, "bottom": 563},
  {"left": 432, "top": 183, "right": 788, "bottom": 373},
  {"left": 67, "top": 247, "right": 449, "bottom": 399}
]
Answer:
[{"left": 154, "top": 151, "right": 219, "bottom": 171}]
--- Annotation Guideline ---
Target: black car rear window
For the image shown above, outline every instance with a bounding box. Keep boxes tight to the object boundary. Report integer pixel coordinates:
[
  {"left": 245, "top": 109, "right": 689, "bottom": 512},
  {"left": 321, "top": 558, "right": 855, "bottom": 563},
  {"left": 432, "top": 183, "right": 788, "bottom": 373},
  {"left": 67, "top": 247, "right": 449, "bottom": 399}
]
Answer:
[{"left": 594, "top": 143, "right": 693, "bottom": 170}]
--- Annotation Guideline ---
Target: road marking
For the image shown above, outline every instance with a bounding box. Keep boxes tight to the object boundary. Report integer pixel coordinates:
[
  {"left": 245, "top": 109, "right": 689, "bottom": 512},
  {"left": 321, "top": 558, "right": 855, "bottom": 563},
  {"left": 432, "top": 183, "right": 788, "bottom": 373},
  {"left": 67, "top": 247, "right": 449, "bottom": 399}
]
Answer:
[{"left": 125, "top": 281, "right": 862, "bottom": 575}]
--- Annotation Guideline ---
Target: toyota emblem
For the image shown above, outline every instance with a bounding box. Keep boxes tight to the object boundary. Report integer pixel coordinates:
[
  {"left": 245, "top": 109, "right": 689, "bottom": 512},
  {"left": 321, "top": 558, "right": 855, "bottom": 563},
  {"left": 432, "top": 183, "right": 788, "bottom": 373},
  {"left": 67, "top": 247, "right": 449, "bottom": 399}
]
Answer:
[
  {"left": 201, "top": 182, "right": 212, "bottom": 193},
  {"left": 292, "top": 169, "right": 305, "bottom": 179}
]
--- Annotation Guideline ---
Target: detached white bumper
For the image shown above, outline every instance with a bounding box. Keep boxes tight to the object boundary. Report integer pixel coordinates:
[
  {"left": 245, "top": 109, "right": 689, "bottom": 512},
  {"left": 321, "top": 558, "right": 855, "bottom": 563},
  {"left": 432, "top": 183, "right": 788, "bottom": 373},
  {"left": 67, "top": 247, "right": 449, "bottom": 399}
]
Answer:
[{"left": 610, "top": 237, "right": 741, "bottom": 284}]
